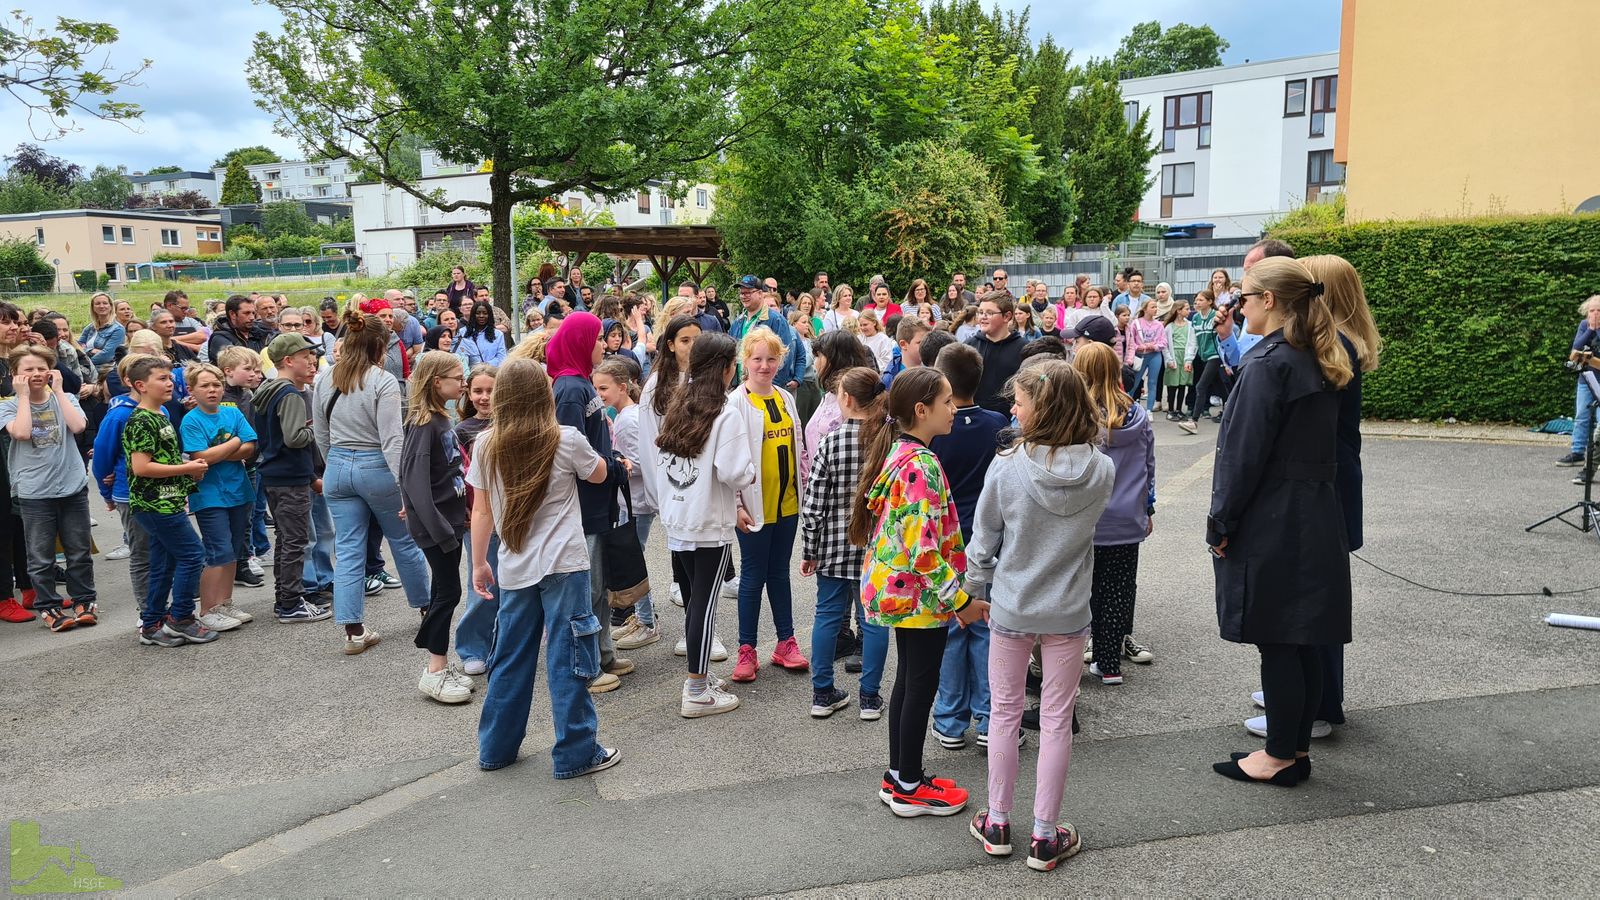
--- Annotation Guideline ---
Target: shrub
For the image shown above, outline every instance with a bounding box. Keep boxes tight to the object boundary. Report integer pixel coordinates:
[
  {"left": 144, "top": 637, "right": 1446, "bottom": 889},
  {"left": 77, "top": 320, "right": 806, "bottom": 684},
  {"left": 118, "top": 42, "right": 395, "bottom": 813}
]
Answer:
[
  {"left": 0, "top": 236, "right": 53, "bottom": 281},
  {"left": 1273, "top": 213, "right": 1600, "bottom": 423},
  {"left": 390, "top": 248, "right": 487, "bottom": 293},
  {"left": 265, "top": 234, "right": 323, "bottom": 259}
]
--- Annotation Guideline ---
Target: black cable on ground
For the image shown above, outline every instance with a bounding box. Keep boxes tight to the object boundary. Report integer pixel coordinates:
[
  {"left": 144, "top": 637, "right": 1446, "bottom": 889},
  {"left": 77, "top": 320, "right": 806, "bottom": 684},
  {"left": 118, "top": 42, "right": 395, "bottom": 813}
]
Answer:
[{"left": 1351, "top": 552, "right": 1600, "bottom": 598}]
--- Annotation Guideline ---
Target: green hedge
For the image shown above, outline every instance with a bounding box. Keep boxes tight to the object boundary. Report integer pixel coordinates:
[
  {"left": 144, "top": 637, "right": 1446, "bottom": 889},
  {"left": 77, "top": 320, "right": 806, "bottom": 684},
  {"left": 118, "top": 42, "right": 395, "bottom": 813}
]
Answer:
[{"left": 1273, "top": 214, "right": 1600, "bottom": 423}]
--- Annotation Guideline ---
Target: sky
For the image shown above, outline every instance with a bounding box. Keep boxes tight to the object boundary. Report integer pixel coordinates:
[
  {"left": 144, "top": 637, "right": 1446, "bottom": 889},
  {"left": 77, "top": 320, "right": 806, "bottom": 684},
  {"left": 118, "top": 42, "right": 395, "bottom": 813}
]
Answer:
[{"left": 1, "top": 0, "right": 1341, "bottom": 174}]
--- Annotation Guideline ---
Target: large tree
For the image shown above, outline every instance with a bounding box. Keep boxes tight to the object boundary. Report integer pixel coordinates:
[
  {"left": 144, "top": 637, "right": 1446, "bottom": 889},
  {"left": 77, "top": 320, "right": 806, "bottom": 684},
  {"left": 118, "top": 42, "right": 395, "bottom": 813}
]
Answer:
[
  {"left": 4, "top": 143, "right": 80, "bottom": 189},
  {"left": 1060, "top": 75, "right": 1156, "bottom": 243},
  {"left": 250, "top": 0, "right": 819, "bottom": 310},
  {"left": 219, "top": 156, "right": 260, "bottom": 205},
  {"left": 1105, "top": 21, "right": 1229, "bottom": 79},
  {"left": 211, "top": 145, "right": 282, "bottom": 170},
  {"left": 71, "top": 164, "right": 132, "bottom": 209},
  {"left": 0, "top": 12, "right": 148, "bottom": 140}
]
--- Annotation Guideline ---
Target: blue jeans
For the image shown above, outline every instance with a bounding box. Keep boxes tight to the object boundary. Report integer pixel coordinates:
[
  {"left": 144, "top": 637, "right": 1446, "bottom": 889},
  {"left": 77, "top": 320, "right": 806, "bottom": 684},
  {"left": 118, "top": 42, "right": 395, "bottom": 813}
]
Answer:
[
  {"left": 302, "top": 491, "right": 335, "bottom": 593},
  {"left": 632, "top": 513, "right": 656, "bottom": 628},
  {"left": 810, "top": 573, "right": 888, "bottom": 695},
  {"left": 1574, "top": 376, "right": 1596, "bottom": 455},
  {"left": 933, "top": 617, "right": 992, "bottom": 738},
  {"left": 455, "top": 529, "right": 501, "bottom": 666},
  {"left": 323, "top": 448, "right": 430, "bottom": 624},
  {"left": 250, "top": 472, "right": 271, "bottom": 557},
  {"left": 1137, "top": 352, "right": 1163, "bottom": 410},
  {"left": 134, "top": 509, "right": 204, "bottom": 629},
  {"left": 193, "top": 502, "right": 251, "bottom": 567},
  {"left": 734, "top": 513, "right": 798, "bottom": 646},
  {"left": 477, "top": 570, "right": 607, "bottom": 777}
]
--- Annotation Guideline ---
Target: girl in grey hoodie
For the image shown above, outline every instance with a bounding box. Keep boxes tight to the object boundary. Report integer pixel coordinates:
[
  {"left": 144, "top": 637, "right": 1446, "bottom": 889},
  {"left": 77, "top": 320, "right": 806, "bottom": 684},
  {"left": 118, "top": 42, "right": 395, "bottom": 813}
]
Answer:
[{"left": 964, "top": 359, "right": 1111, "bottom": 872}]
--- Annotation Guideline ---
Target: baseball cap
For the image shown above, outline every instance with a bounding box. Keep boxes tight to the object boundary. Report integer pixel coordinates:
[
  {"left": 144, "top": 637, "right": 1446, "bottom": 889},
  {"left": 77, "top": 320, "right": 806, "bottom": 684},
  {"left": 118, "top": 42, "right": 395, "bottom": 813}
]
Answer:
[
  {"left": 736, "top": 274, "right": 762, "bottom": 291},
  {"left": 1071, "top": 315, "right": 1116, "bottom": 346},
  {"left": 267, "top": 332, "right": 319, "bottom": 365}
]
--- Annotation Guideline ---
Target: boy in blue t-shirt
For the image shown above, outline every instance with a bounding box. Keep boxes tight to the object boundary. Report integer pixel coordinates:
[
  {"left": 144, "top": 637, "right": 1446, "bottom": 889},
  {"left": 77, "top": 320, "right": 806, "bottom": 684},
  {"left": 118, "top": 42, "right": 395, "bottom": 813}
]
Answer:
[
  {"left": 927, "top": 343, "right": 1009, "bottom": 750},
  {"left": 179, "top": 363, "right": 257, "bottom": 631}
]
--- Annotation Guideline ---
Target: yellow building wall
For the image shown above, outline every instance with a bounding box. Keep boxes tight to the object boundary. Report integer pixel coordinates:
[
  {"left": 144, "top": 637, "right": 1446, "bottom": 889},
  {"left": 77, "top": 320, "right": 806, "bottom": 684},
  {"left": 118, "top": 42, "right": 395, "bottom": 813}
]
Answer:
[{"left": 1340, "top": 0, "right": 1600, "bottom": 221}]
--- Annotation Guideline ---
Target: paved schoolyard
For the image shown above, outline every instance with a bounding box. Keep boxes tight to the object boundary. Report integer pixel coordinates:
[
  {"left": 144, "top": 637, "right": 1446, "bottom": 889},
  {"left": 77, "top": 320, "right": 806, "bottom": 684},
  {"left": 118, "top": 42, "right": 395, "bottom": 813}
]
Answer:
[{"left": 5, "top": 420, "right": 1598, "bottom": 897}]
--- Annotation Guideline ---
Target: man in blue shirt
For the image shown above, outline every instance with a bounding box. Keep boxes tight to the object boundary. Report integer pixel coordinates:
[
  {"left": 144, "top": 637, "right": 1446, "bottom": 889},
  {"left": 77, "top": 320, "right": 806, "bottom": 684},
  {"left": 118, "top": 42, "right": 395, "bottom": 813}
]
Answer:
[
  {"left": 1558, "top": 297, "right": 1600, "bottom": 466},
  {"left": 728, "top": 274, "right": 801, "bottom": 389}
]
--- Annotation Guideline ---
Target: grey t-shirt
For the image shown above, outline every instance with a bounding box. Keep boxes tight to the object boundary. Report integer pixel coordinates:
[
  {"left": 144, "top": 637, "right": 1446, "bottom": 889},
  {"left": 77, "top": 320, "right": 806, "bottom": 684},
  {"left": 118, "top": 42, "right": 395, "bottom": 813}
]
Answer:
[{"left": 0, "top": 392, "right": 87, "bottom": 499}]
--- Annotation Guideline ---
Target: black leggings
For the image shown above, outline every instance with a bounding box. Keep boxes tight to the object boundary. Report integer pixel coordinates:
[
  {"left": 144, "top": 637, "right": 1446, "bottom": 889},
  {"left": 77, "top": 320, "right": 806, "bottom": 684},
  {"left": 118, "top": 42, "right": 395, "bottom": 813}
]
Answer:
[
  {"left": 888, "top": 626, "right": 949, "bottom": 785},
  {"left": 1088, "top": 543, "right": 1139, "bottom": 677},
  {"left": 672, "top": 544, "right": 730, "bottom": 675},
  {"left": 1165, "top": 382, "right": 1190, "bottom": 415},
  {"left": 415, "top": 542, "right": 463, "bottom": 656},
  {"left": 1257, "top": 643, "right": 1324, "bottom": 760},
  {"left": 1191, "top": 356, "right": 1225, "bottom": 419}
]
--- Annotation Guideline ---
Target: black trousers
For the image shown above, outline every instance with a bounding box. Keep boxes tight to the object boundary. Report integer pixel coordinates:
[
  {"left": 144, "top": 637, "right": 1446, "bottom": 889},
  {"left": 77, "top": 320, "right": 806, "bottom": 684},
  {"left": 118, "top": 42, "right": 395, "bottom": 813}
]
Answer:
[
  {"left": 416, "top": 542, "right": 463, "bottom": 656},
  {"left": 1088, "top": 543, "right": 1140, "bottom": 677},
  {"left": 1190, "top": 356, "right": 1225, "bottom": 419},
  {"left": 888, "top": 626, "right": 949, "bottom": 785},
  {"left": 672, "top": 544, "right": 730, "bottom": 675},
  {"left": 1257, "top": 643, "right": 1324, "bottom": 760}
]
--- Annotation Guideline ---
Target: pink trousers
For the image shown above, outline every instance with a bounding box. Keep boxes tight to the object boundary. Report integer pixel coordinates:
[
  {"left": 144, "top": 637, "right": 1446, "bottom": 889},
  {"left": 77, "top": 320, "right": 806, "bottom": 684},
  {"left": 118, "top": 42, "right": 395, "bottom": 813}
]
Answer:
[{"left": 985, "top": 627, "right": 1087, "bottom": 824}]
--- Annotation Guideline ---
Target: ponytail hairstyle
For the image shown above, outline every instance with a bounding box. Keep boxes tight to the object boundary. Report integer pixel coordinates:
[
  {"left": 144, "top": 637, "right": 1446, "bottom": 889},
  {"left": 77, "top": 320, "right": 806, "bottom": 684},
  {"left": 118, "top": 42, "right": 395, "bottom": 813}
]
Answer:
[
  {"left": 1243, "top": 257, "right": 1353, "bottom": 388},
  {"left": 1073, "top": 341, "right": 1134, "bottom": 436},
  {"left": 1300, "top": 254, "right": 1382, "bottom": 373},
  {"left": 835, "top": 366, "right": 887, "bottom": 447},
  {"left": 847, "top": 366, "right": 949, "bottom": 547},
  {"left": 651, "top": 314, "right": 701, "bottom": 417},
  {"left": 332, "top": 309, "right": 389, "bottom": 393},
  {"left": 477, "top": 359, "right": 560, "bottom": 554},
  {"left": 656, "top": 331, "right": 737, "bottom": 459},
  {"left": 405, "top": 349, "right": 464, "bottom": 426},
  {"left": 593, "top": 357, "right": 641, "bottom": 403},
  {"left": 1192, "top": 288, "right": 1216, "bottom": 312},
  {"left": 1006, "top": 360, "right": 1100, "bottom": 459}
]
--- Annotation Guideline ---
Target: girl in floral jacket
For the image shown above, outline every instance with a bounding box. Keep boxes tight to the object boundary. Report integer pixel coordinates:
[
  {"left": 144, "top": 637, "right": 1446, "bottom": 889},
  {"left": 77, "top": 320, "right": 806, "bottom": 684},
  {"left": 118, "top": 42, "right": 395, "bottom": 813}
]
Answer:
[{"left": 848, "top": 367, "right": 988, "bottom": 819}]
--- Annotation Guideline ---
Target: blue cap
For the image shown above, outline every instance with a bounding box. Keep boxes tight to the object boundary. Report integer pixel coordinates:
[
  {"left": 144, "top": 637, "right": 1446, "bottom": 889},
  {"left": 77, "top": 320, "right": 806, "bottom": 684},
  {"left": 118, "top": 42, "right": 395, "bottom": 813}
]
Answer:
[{"left": 737, "top": 274, "right": 762, "bottom": 290}]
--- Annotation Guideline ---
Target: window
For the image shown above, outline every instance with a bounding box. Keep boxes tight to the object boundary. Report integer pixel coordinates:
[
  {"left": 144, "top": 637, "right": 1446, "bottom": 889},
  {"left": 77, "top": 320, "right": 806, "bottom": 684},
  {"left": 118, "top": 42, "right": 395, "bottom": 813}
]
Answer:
[
  {"left": 265, "top": 170, "right": 282, "bottom": 181},
  {"left": 124, "top": 263, "right": 139, "bottom": 282},
  {"left": 1306, "top": 150, "right": 1345, "bottom": 201},
  {"left": 1163, "top": 91, "right": 1212, "bottom": 151},
  {"left": 102, "top": 225, "right": 116, "bottom": 243},
  {"left": 313, "top": 165, "right": 328, "bottom": 177},
  {"left": 1284, "top": 79, "right": 1306, "bottom": 117},
  {"left": 105, "top": 262, "right": 120, "bottom": 281},
  {"left": 34, "top": 227, "right": 43, "bottom": 246},
  {"left": 160, "top": 228, "right": 180, "bottom": 247},
  {"left": 209, "top": 230, "right": 221, "bottom": 242},
  {"left": 637, "top": 190, "right": 651, "bottom": 214},
  {"left": 696, "top": 188, "right": 708, "bottom": 208},
  {"left": 266, "top": 190, "right": 282, "bottom": 201},
  {"left": 303, "top": 167, "right": 312, "bottom": 176},
  {"left": 315, "top": 185, "right": 330, "bottom": 197},
  {"left": 1310, "top": 75, "right": 1337, "bottom": 137},
  {"left": 1159, "top": 162, "right": 1195, "bottom": 217},
  {"left": 121, "top": 226, "right": 134, "bottom": 244},
  {"left": 1124, "top": 100, "right": 1140, "bottom": 130},
  {"left": 567, "top": 195, "right": 583, "bottom": 212},
  {"left": 197, "top": 228, "right": 209, "bottom": 241}
]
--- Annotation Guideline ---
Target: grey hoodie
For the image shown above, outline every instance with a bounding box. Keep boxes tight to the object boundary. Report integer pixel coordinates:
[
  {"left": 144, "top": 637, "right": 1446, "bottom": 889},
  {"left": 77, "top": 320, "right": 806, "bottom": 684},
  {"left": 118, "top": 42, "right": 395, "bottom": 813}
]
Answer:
[{"left": 965, "top": 441, "right": 1113, "bottom": 634}]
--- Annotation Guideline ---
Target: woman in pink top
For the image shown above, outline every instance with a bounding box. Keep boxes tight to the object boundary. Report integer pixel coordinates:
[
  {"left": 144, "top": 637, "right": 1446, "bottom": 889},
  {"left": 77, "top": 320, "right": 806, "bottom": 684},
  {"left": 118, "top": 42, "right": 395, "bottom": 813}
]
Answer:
[{"left": 1128, "top": 299, "right": 1168, "bottom": 411}]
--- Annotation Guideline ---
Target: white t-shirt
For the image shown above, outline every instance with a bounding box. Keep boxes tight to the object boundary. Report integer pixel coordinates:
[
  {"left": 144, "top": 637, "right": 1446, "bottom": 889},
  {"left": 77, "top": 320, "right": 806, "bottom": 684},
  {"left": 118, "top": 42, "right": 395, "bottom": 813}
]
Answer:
[{"left": 465, "top": 425, "right": 600, "bottom": 590}]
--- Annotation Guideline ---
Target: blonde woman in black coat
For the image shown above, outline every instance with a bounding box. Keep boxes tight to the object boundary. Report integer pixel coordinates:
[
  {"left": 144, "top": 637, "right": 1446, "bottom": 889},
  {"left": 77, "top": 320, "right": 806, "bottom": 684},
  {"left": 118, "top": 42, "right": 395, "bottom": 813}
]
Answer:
[{"left": 1207, "top": 256, "right": 1354, "bottom": 787}]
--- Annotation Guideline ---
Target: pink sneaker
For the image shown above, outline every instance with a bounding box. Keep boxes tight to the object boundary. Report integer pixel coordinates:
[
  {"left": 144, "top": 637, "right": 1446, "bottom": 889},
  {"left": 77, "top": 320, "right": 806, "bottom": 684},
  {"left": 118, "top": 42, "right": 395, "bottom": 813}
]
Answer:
[
  {"left": 731, "top": 644, "right": 759, "bottom": 682},
  {"left": 770, "top": 636, "right": 810, "bottom": 672}
]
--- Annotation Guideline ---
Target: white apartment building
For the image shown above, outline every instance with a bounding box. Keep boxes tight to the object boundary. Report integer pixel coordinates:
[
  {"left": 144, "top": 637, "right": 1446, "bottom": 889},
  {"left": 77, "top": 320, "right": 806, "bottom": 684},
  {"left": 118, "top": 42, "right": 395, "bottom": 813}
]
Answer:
[
  {"left": 128, "top": 171, "right": 220, "bottom": 204},
  {"left": 210, "top": 158, "right": 356, "bottom": 202},
  {"left": 1120, "top": 52, "right": 1343, "bottom": 238},
  {"left": 352, "top": 152, "right": 717, "bottom": 275}
]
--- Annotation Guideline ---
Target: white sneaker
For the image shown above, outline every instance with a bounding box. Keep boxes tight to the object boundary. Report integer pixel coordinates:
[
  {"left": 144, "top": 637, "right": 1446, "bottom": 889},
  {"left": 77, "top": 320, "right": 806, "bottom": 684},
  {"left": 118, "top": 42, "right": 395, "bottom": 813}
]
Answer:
[
  {"left": 419, "top": 668, "right": 471, "bottom": 704},
  {"left": 446, "top": 664, "right": 478, "bottom": 691},
  {"left": 1244, "top": 715, "right": 1332, "bottom": 739},
  {"left": 1251, "top": 690, "right": 1266, "bottom": 709},
  {"left": 680, "top": 683, "right": 740, "bottom": 718},
  {"left": 196, "top": 610, "right": 243, "bottom": 632},
  {"left": 1083, "top": 637, "right": 1093, "bottom": 663},
  {"left": 720, "top": 577, "right": 739, "bottom": 600},
  {"left": 611, "top": 616, "right": 640, "bottom": 644},
  {"left": 246, "top": 556, "right": 265, "bottom": 578},
  {"left": 674, "top": 635, "right": 688, "bottom": 656},
  {"left": 461, "top": 658, "right": 488, "bottom": 676},
  {"left": 615, "top": 618, "right": 661, "bottom": 650},
  {"left": 670, "top": 582, "right": 685, "bottom": 608},
  {"left": 710, "top": 634, "right": 729, "bottom": 662},
  {"left": 105, "top": 545, "right": 131, "bottom": 561},
  {"left": 343, "top": 628, "right": 382, "bottom": 655},
  {"left": 216, "top": 603, "right": 253, "bottom": 624}
]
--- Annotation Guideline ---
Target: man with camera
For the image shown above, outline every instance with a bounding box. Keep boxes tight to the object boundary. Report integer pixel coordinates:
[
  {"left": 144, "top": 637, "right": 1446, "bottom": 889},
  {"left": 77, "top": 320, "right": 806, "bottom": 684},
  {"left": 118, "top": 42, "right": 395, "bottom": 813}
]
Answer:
[{"left": 1558, "top": 295, "right": 1600, "bottom": 472}]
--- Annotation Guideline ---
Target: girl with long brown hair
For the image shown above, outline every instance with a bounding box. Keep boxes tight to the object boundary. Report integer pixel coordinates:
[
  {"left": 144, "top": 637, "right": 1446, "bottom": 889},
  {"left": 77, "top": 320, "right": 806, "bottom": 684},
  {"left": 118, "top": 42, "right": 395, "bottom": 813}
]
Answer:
[
  {"left": 470, "top": 358, "right": 620, "bottom": 777},
  {"left": 656, "top": 332, "right": 753, "bottom": 718},
  {"left": 637, "top": 314, "right": 708, "bottom": 618}
]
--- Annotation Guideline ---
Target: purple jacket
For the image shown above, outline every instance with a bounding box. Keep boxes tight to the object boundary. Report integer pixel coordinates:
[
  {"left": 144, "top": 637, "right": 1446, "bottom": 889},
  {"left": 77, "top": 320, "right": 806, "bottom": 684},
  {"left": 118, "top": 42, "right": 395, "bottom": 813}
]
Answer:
[{"left": 1094, "top": 401, "right": 1156, "bottom": 545}]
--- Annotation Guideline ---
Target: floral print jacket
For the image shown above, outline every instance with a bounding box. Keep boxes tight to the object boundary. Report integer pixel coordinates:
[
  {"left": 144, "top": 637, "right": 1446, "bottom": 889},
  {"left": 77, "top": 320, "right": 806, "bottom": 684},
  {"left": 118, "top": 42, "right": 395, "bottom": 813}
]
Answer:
[{"left": 860, "top": 437, "right": 969, "bottom": 629}]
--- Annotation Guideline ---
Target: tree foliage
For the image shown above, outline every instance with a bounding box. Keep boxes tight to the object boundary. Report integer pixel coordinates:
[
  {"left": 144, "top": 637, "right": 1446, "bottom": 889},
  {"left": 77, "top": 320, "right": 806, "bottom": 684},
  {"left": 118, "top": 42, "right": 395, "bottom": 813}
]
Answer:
[
  {"left": 5, "top": 144, "right": 80, "bottom": 189},
  {"left": 0, "top": 236, "right": 53, "bottom": 281},
  {"left": 1060, "top": 76, "right": 1156, "bottom": 244},
  {"left": 0, "top": 12, "right": 149, "bottom": 139},
  {"left": 249, "top": 0, "right": 817, "bottom": 312},
  {"left": 211, "top": 146, "right": 282, "bottom": 170},
  {"left": 219, "top": 157, "right": 260, "bottom": 205},
  {"left": 1102, "top": 21, "right": 1229, "bottom": 80},
  {"left": 0, "top": 173, "right": 69, "bottom": 214},
  {"left": 143, "top": 165, "right": 184, "bottom": 176},
  {"left": 124, "top": 189, "right": 211, "bottom": 210},
  {"left": 261, "top": 200, "right": 315, "bottom": 238},
  {"left": 71, "top": 164, "right": 131, "bottom": 209}
]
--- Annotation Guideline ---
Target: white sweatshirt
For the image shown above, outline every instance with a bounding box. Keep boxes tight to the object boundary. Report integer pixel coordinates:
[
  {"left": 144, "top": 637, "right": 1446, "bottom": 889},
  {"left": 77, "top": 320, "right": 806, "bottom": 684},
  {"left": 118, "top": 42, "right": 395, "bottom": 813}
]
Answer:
[{"left": 657, "top": 404, "right": 756, "bottom": 546}]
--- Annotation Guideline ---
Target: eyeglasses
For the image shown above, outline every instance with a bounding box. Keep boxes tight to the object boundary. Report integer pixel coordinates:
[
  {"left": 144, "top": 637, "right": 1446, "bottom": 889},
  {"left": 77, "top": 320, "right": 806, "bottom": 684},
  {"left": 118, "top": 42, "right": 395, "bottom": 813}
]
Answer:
[
  {"left": 1239, "top": 291, "right": 1264, "bottom": 300},
  {"left": 438, "top": 373, "right": 465, "bottom": 382},
  {"left": 992, "top": 275, "right": 1007, "bottom": 281}
]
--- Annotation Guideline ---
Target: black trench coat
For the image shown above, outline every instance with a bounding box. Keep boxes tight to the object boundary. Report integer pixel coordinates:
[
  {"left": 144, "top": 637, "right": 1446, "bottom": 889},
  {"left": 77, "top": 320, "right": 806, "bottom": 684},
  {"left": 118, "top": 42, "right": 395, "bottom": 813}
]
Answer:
[{"left": 1207, "top": 331, "right": 1352, "bottom": 646}]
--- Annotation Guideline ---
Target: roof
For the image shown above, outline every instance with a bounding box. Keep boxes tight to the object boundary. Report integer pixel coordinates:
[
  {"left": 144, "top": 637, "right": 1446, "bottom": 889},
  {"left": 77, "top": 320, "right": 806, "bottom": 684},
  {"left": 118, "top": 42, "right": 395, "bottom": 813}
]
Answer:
[
  {"left": 1119, "top": 51, "right": 1339, "bottom": 94},
  {"left": 0, "top": 208, "right": 224, "bottom": 224},
  {"left": 128, "top": 171, "right": 215, "bottom": 184},
  {"left": 535, "top": 225, "right": 724, "bottom": 261}
]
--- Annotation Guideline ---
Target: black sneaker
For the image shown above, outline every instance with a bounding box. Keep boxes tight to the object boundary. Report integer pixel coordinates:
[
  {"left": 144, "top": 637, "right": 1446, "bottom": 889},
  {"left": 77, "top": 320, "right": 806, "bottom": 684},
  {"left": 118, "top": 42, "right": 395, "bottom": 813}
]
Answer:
[
  {"left": 843, "top": 653, "right": 863, "bottom": 674},
  {"left": 1165, "top": 411, "right": 1181, "bottom": 422},
  {"left": 934, "top": 729, "right": 967, "bottom": 751},
  {"left": 138, "top": 622, "right": 184, "bottom": 647},
  {"left": 234, "top": 568, "right": 265, "bottom": 588},
  {"left": 1556, "top": 451, "right": 1586, "bottom": 467},
  {"left": 276, "top": 600, "right": 333, "bottom": 623},
  {"left": 970, "top": 811, "right": 1013, "bottom": 856},
  {"left": 308, "top": 588, "right": 334, "bottom": 609},
  {"left": 810, "top": 687, "right": 851, "bottom": 718},
  {"left": 859, "top": 691, "right": 883, "bottom": 721},
  {"left": 1021, "top": 706, "right": 1041, "bottom": 731},
  {"left": 165, "top": 616, "right": 219, "bottom": 644},
  {"left": 1027, "top": 823, "right": 1082, "bottom": 871}
]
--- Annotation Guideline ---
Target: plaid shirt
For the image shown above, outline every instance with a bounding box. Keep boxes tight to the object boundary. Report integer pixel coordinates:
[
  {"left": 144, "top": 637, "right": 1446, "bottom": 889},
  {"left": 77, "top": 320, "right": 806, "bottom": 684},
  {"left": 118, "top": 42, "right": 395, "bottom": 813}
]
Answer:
[{"left": 801, "top": 419, "right": 867, "bottom": 578}]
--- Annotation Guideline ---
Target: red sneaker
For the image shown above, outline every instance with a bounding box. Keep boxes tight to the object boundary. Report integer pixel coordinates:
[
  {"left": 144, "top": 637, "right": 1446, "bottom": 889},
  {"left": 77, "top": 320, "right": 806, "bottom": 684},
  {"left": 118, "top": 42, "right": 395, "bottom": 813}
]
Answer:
[
  {"left": 0, "top": 598, "right": 35, "bottom": 623},
  {"left": 879, "top": 772, "right": 956, "bottom": 801},
  {"left": 19, "top": 588, "right": 37, "bottom": 610},
  {"left": 731, "top": 644, "right": 759, "bottom": 682},
  {"left": 887, "top": 776, "right": 968, "bottom": 818},
  {"left": 770, "top": 636, "right": 809, "bottom": 672}
]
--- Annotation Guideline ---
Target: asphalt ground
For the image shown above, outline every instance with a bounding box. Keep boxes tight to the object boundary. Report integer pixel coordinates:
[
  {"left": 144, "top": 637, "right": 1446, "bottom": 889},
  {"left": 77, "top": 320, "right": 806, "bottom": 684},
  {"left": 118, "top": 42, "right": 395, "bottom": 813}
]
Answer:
[{"left": 5, "top": 416, "right": 1598, "bottom": 896}]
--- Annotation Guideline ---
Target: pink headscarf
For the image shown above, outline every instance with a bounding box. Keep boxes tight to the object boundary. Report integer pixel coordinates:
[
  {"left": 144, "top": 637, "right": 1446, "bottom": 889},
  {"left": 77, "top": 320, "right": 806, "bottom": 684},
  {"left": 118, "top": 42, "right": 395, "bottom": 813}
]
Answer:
[{"left": 545, "top": 311, "right": 601, "bottom": 380}]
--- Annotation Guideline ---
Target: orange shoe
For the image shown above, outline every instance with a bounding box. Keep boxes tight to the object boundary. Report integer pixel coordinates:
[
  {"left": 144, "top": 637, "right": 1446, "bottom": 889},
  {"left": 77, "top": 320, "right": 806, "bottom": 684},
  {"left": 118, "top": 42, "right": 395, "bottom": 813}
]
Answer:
[
  {"left": 71, "top": 602, "right": 98, "bottom": 627},
  {"left": 0, "top": 598, "right": 35, "bottom": 623},
  {"left": 886, "top": 776, "right": 969, "bottom": 818},
  {"left": 40, "top": 608, "right": 76, "bottom": 633},
  {"left": 770, "top": 636, "right": 809, "bottom": 672}
]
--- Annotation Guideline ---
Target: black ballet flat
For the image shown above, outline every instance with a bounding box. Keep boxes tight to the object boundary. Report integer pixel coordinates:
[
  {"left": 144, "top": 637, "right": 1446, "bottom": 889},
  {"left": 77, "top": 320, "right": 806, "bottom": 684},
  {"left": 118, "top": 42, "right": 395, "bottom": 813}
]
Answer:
[
  {"left": 1230, "top": 752, "right": 1311, "bottom": 780},
  {"left": 1212, "top": 757, "right": 1301, "bottom": 786}
]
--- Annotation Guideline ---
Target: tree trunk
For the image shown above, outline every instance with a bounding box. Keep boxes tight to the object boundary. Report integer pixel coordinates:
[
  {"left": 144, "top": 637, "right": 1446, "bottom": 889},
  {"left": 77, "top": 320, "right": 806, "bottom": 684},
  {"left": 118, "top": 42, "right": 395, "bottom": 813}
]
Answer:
[{"left": 489, "top": 164, "right": 514, "bottom": 318}]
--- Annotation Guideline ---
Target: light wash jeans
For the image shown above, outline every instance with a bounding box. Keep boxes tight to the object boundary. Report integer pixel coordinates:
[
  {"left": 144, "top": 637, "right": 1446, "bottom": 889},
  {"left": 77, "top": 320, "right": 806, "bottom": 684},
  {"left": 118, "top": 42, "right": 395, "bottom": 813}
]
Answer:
[
  {"left": 322, "top": 448, "right": 430, "bottom": 625},
  {"left": 809, "top": 573, "right": 888, "bottom": 696},
  {"left": 632, "top": 513, "right": 656, "bottom": 628},
  {"left": 933, "top": 617, "right": 992, "bottom": 739},
  {"left": 1574, "top": 376, "right": 1596, "bottom": 455},
  {"left": 455, "top": 529, "right": 501, "bottom": 666},
  {"left": 477, "top": 570, "right": 607, "bottom": 777}
]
